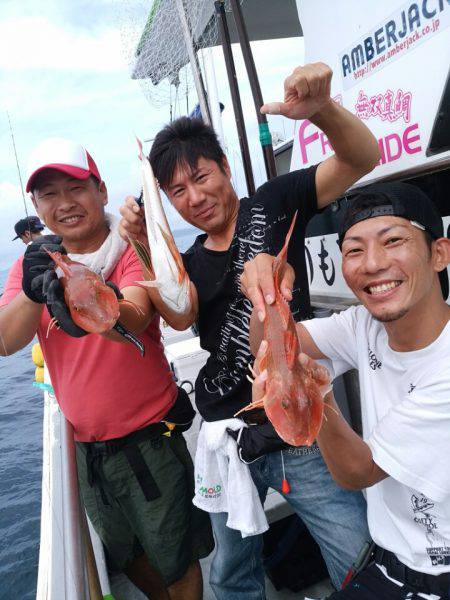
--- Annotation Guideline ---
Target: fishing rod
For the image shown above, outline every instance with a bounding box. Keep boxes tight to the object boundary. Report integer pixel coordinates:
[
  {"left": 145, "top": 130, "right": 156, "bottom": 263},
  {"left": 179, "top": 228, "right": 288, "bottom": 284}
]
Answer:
[{"left": 7, "top": 111, "right": 31, "bottom": 221}]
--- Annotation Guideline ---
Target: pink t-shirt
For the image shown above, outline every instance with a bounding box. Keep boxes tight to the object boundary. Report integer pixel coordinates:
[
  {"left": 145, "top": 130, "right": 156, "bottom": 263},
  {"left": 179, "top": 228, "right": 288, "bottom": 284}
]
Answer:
[{"left": 0, "top": 245, "right": 177, "bottom": 441}]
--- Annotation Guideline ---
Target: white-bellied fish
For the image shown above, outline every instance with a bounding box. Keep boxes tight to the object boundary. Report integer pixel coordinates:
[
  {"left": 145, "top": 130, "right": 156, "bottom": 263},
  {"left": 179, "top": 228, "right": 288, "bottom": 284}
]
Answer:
[{"left": 129, "top": 138, "right": 192, "bottom": 315}]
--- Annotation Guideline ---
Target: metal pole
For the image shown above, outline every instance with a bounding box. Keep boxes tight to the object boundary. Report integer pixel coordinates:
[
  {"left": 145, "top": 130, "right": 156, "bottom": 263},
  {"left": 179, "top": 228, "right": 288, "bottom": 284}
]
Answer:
[
  {"left": 214, "top": 0, "right": 255, "bottom": 196},
  {"left": 229, "top": 0, "right": 277, "bottom": 180},
  {"left": 175, "top": 0, "right": 211, "bottom": 125}
]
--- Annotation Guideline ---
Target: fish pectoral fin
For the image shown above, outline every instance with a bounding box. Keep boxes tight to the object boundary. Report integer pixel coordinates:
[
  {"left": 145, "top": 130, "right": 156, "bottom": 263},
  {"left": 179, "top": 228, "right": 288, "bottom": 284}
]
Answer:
[
  {"left": 234, "top": 395, "right": 267, "bottom": 416},
  {"left": 129, "top": 238, "right": 156, "bottom": 281},
  {"left": 157, "top": 224, "right": 187, "bottom": 285},
  {"left": 135, "top": 280, "right": 159, "bottom": 289}
]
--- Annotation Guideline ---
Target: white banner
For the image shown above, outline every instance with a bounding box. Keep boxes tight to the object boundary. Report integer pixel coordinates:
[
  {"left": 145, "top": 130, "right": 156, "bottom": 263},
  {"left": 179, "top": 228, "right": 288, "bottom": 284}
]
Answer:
[
  {"left": 303, "top": 217, "right": 450, "bottom": 304},
  {"left": 293, "top": 0, "right": 450, "bottom": 184}
]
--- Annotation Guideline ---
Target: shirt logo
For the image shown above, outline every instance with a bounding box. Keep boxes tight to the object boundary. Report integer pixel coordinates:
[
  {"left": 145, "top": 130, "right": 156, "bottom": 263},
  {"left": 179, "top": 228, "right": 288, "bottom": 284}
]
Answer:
[
  {"left": 408, "top": 383, "right": 416, "bottom": 394},
  {"left": 368, "top": 347, "right": 382, "bottom": 370}
]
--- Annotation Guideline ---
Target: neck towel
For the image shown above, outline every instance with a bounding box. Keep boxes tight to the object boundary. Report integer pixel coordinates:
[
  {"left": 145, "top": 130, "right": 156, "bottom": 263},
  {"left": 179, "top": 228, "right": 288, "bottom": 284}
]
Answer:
[
  {"left": 193, "top": 418, "right": 269, "bottom": 538},
  {"left": 68, "top": 213, "right": 127, "bottom": 280}
]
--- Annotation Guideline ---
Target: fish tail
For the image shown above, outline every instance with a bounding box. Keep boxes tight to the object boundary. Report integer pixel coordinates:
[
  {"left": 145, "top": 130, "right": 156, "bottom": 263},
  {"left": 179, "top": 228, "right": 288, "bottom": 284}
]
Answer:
[
  {"left": 274, "top": 211, "right": 298, "bottom": 287},
  {"left": 43, "top": 248, "right": 72, "bottom": 278}
]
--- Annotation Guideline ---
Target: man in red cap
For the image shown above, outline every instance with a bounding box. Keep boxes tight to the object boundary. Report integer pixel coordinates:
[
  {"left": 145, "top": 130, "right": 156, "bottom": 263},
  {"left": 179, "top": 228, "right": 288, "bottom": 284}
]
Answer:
[{"left": 0, "top": 138, "right": 213, "bottom": 600}]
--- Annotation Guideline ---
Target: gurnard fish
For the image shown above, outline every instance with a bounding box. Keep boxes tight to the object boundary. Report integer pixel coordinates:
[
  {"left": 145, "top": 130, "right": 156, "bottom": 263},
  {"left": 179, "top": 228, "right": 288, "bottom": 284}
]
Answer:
[
  {"left": 129, "top": 138, "right": 192, "bottom": 315},
  {"left": 45, "top": 251, "right": 145, "bottom": 355},
  {"left": 237, "top": 212, "right": 332, "bottom": 446}
]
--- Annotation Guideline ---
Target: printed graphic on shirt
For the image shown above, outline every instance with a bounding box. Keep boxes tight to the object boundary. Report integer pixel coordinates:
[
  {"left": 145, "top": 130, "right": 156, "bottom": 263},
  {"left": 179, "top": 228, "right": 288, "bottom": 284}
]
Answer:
[
  {"left": 411, "top": 493, "right": 450, "bottom": 566},
  {"left": 408, "top": 383, "right": 416, "bottom": 394},
  {"left": 368, "top": 346, "right": 382, "bottom": 370},
  {"left": 202, "top": 203, "right": 270, "bottom": 397}
]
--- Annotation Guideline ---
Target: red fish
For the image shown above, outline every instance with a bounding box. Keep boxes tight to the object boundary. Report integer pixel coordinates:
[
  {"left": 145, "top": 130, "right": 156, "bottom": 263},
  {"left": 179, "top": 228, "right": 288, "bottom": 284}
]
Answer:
[
  {"left": 237, "top": 212, "right": 331, "bottom": 446},
  {"left": 46, "top": 251, "right": 120, "bottom": 334}
]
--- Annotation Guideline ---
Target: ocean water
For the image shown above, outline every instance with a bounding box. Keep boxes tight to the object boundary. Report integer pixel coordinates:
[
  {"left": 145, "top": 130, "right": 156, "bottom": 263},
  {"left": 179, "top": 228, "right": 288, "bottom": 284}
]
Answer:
[{"left": 0, "top": 226, "right": 199, "bottom": 600}]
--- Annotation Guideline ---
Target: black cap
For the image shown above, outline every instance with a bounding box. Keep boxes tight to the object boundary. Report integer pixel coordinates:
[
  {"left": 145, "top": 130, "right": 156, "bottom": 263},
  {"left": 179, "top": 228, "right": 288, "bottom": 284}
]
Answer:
[
  {"left": 338, "top": 182, "right": 449, "bottom": 300},
  {"left": 13, "top": 216, "right": 44, "bottom": 240}
]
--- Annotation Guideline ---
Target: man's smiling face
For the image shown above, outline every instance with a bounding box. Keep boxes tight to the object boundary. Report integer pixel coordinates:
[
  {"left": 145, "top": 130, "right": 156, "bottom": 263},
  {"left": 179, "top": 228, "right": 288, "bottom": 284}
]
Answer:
[
  {"left": 31, "top": 170, "right": 108, "bottom": 251},
  {"left": 341, "top": 215, "right": 437, "bottom": 322}
]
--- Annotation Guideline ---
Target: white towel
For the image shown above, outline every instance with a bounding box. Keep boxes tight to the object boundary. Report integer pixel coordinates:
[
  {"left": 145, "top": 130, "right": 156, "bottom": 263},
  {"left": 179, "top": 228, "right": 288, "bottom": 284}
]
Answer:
[
  {"left": 68, "top": 213, "right": 127, "bottom": 280},
  {"left": 193, "top": 418, "right": 268, "bottom": 538}
]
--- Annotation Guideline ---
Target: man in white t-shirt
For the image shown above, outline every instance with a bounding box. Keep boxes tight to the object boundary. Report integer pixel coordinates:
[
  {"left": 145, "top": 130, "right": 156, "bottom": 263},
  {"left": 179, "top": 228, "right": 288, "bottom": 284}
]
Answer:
[{"left": 241, "top": 182, "right": 450, "bottom": 599}]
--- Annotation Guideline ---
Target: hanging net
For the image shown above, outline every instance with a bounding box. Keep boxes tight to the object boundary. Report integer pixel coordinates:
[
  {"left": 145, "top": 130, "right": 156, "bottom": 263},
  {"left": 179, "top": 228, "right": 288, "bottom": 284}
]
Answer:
[{"left": 119, "top": 0, "right": 238, "bottom": 113}]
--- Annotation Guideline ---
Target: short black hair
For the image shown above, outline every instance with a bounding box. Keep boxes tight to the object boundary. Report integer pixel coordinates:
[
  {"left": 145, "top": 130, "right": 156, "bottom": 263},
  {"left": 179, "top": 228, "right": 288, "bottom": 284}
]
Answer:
[
  {"left": 342, "top": 192, "right": 433, "bottom": 251},
  {"left": 149, "top": 117, "right": 226, "bottom": 189}
]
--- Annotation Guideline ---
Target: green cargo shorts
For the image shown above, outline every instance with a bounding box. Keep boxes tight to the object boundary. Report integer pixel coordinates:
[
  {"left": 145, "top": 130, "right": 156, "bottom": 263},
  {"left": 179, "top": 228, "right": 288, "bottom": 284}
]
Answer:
[{"left": 76, "top": 433, "right": 214, "bottom": 585}]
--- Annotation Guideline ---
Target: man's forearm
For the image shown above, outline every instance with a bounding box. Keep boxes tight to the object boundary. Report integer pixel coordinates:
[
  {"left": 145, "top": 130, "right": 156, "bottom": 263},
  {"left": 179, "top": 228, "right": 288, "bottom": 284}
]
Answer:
[
  {"left": 311, "top": 100, "right": 380, "bottom": 176},
  {"left": 101, "top": 287, "right": 154, "bottom": 343},
  {"left": 317, "top": 393, "right": 387, "bottom": 490},
  {"left": 0, "top": 294, "right": 43, "bottom": 355}
]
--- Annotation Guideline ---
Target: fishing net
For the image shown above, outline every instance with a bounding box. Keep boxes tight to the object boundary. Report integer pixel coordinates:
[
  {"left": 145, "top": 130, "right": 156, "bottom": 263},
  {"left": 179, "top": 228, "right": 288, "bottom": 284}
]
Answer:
[{"left": 119, "top": 0, "right": 240, "bottom": 114}]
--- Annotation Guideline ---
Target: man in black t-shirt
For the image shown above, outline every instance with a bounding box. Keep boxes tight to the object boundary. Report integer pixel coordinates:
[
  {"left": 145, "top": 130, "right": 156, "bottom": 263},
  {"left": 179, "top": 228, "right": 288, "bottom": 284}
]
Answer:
[{"left": 120, "top": 63, "right": 380, "bottom": 598}]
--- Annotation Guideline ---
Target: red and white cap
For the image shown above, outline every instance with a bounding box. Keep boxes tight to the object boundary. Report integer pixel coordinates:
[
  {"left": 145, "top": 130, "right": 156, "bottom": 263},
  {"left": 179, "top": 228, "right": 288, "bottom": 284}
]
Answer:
[{"left": 26, "top": 138, "right": 101, "bottom": 192}]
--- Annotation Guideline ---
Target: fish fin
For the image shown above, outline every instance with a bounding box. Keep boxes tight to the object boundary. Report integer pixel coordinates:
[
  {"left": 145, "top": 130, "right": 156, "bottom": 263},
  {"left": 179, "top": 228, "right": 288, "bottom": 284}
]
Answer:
[
  {"left": 277, "top": 297, "right": 291, "bottom": 329},
  {"left": 284, "top": 329, "right": 298, "bottom": 370},
  {"left": 157, "top": 223, "right": 187, "bottom": 285},
  {"left": 129, "top": 238, "right": 156, "bottom": 281},
  {"left": 118, "top": 298, "right": 144, "bottom": 317},
  {"left": 257, "top": 345, "right": 269, "bottom": 374},
  {"left": 234, "top": 395, "right": 267, "bottom": 416},
  {"left": 46, "top": 317, "right": 59, "bottom": 338},
  {"left": 135, "top": 280, "right": 158, "bottom": 288}
]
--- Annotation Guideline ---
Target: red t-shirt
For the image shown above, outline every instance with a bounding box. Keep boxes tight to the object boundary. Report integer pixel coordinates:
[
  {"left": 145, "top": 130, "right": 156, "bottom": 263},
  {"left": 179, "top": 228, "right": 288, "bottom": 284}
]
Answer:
[{"left": 0, "top": 245, "right": 177, "bottom": 441}]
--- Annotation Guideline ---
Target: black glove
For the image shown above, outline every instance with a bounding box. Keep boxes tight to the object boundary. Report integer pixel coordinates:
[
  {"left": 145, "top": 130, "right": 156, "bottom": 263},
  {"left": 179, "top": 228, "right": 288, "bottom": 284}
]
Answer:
[
  {"left": 227, "top": 421, "right": 289, "bottom": 463},
  {"left": 22, "top": 235, "right": 65, "bottom": 303}
]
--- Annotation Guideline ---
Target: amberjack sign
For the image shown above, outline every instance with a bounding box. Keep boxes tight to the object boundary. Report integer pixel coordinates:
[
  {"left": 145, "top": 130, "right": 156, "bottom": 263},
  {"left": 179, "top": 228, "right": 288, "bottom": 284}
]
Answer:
[
  {"left": 340, "top": 0, "right": 450, "bottom": 90},
  {"left": 294, "top": 0, "right": 450, "bottom": 184},
  {"left": 293, "top": 0, "right": 450, "bottom": 300}
]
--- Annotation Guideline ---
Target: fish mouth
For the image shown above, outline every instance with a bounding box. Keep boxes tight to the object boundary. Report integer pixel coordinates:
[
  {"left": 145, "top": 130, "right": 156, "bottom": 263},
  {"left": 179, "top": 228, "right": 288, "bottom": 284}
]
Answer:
[{"left": 364, "top": 280, "right": 403, "bottom": 296}]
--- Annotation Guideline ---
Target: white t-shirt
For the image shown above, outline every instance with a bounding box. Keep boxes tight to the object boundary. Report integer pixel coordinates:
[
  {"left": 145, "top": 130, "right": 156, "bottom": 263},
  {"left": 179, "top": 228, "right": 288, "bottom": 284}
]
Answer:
[{"left": 304, "top": 306, "right": 450, "bottom": 582}]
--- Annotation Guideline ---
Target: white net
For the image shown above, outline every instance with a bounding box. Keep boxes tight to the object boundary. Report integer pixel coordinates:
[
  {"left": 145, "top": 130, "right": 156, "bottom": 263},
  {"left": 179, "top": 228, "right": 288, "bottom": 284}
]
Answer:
[{"left": 119, "top": 0, "right": 238, "bottom": 114}]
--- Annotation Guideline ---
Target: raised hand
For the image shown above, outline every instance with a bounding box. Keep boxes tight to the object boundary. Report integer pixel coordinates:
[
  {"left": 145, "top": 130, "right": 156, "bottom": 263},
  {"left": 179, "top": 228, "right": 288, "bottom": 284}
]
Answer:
[
  {"left": 119, "top": 196, "right": 148, "bottom": 248},
  {"left": 261, "top": 62, "right": 333, "bottom": 121}
]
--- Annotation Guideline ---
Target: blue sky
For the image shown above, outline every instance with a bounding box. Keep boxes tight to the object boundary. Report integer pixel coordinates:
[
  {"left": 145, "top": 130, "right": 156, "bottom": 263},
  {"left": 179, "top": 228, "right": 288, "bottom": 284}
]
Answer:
[{"left": 0, "top": 0, "right": 304, "bottom": 270}]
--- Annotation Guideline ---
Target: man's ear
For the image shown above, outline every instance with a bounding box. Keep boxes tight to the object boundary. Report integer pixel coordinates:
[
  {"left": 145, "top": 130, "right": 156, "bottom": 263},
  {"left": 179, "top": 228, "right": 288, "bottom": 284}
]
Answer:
[
  {"left": 98, "top": 180, "right": 108, "bottom": 206},
  {"left": 433, "top": 237, "right": 450, "bottom": 274},
  {"left": 222, "top": 156, "right": 232, "bottom": 179}
]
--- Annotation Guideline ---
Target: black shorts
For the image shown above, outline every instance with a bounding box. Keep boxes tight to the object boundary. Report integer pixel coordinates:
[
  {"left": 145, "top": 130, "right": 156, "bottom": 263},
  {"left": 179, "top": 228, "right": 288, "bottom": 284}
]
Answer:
[{"left": 327, "top": 563, "right": 449, "bottom": 599}]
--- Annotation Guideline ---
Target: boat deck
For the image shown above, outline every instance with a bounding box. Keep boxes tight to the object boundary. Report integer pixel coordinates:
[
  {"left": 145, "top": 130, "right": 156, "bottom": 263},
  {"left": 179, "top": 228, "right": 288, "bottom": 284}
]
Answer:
[{"left": 111, "top": 563, "right": 333, "bottom": 599}]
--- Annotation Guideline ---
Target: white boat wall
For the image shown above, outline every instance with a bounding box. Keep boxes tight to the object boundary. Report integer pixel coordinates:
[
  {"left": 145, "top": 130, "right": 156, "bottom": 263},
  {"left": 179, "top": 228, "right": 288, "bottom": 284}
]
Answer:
[{"left": 36, "top": 367, "right": 111, "bottom": 600}]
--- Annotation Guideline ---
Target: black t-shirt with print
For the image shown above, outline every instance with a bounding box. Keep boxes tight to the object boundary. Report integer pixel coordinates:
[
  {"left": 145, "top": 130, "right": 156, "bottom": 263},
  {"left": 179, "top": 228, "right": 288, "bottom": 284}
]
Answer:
[{"left": 182, "top": 165, "right": 318, "bottom": 422}]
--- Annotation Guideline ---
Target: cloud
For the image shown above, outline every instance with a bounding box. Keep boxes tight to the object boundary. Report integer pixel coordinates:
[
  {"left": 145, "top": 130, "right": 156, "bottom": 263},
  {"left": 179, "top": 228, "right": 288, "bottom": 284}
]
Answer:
[{"left": 0, "top": 17, "right": 124, "bottom": 72}]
